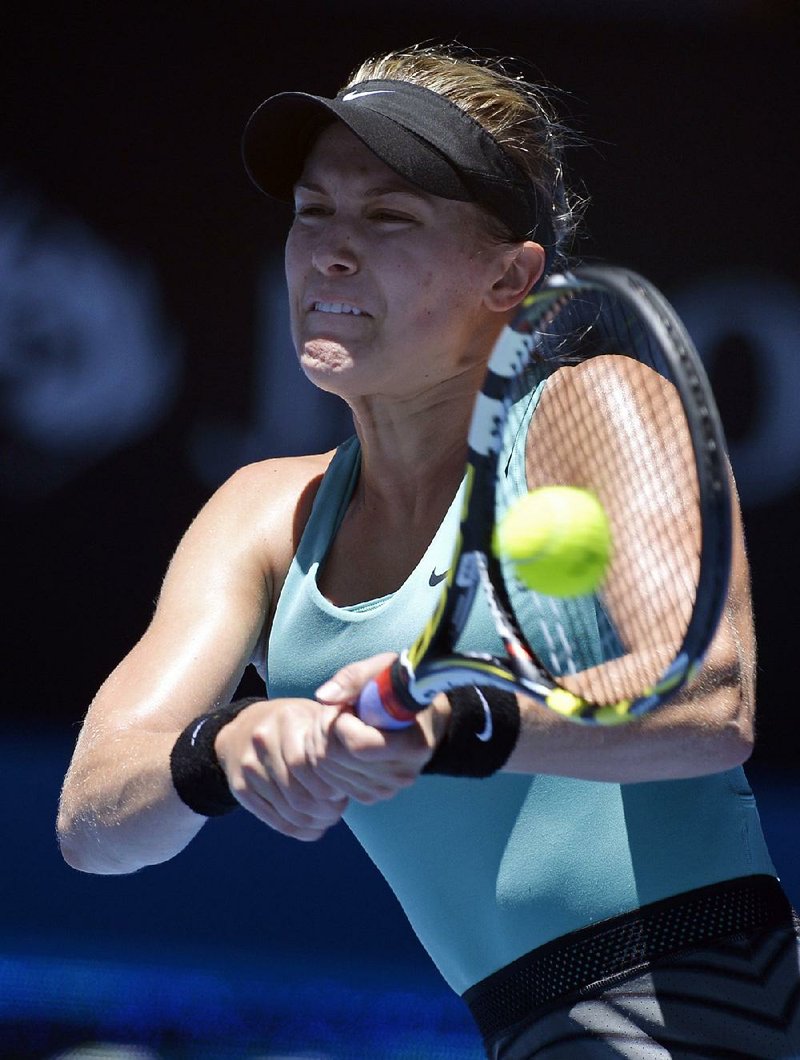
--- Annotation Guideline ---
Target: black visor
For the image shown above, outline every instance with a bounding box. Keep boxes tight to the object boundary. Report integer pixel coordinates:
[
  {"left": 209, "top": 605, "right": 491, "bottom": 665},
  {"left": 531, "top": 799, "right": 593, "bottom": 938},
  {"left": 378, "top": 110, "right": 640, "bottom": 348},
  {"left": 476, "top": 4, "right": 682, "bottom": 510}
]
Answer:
[{"left": 242, "top": 78, "right": 553, "bottom": 251}]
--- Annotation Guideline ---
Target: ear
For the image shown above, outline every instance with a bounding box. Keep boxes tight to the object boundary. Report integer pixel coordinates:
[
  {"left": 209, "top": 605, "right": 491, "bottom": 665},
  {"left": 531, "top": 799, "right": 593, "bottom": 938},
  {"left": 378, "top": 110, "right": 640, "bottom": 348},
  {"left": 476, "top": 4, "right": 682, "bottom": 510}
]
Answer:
[{"left": 484, "top": 241, "right": 546, "bottom": 313}]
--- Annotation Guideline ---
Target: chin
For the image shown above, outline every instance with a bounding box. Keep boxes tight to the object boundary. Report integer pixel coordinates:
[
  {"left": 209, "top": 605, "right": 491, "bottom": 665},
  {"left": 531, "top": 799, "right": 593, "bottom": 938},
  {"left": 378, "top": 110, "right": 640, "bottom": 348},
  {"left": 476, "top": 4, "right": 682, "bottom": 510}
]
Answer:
[
  {"left": 301, "top": 339, "right": 351, "bottom": 369},
  {"left": 300, "top": 343, "right": 359, "bottom": 393}
]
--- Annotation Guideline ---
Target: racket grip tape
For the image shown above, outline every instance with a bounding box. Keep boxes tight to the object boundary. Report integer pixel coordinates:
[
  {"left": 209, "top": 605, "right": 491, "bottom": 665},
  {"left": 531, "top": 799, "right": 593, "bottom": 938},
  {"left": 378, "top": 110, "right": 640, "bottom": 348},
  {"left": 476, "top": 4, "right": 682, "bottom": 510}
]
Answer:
[{"left": 357, "top": 661, "right": 420, "bottom": 730}]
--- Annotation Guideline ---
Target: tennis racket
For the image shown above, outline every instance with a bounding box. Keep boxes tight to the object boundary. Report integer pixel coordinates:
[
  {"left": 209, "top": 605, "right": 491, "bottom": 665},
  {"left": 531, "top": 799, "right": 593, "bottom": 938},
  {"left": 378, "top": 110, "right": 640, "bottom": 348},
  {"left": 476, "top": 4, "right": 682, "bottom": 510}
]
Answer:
[{"left": 357, "top": 264, "right": 732, "bottom": 728}]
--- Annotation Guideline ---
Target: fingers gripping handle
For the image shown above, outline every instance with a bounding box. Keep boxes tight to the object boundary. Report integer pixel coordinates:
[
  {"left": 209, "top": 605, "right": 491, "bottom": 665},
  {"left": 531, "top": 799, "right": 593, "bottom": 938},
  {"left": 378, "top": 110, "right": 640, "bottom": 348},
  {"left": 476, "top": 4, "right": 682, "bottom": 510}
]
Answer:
[{"left": 357, "top": 662, "right": 419, "bottom": 730}]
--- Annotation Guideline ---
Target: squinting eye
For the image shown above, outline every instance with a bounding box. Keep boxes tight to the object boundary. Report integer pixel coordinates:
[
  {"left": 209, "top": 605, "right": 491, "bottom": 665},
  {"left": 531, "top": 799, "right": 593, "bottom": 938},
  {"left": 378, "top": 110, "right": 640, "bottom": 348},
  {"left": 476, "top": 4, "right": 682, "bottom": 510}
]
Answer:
[
  {"left": 372, "top": 211, "right": 413, "bottom": 224},
  {"left": 294, "top": 204, "right": 328, "bottom": 218}
]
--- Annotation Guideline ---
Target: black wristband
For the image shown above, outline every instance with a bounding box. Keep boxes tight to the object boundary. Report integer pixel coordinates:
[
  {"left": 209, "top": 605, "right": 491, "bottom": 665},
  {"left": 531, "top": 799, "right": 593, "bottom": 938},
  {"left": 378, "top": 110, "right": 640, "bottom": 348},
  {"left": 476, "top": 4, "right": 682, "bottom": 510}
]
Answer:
[
  {"left": 421, "top": 686, "right": 521, "bottom": 778},
  {"left": 169, "top": 697, "right": 261, "bottom": 816}
]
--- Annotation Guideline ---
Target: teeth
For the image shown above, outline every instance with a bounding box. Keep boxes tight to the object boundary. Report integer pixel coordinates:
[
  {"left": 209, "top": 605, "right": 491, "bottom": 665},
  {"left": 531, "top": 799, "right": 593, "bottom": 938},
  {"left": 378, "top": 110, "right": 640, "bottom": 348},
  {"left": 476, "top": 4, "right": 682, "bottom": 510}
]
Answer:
[{"left": 313, "top": 301, "right": 363, "bottom": 316}]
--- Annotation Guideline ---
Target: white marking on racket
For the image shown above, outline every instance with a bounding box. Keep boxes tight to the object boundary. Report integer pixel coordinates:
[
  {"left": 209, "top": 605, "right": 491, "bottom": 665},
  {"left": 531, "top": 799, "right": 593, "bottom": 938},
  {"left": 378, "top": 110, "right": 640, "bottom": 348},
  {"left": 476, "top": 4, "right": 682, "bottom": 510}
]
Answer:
[
  {"left": 487, "top": 327, "right": 534, "bottom": 377},
  {"left": 468, "top": 393, "right": 505, "bottom": 456}
]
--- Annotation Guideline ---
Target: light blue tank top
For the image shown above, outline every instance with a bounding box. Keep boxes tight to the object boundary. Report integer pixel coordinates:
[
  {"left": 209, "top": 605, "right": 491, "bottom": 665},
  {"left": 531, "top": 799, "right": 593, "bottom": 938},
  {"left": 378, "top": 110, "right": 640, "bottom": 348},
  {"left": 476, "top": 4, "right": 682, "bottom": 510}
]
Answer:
[{"left": 266, "top": 427, "right": 775, "bottom": 996}]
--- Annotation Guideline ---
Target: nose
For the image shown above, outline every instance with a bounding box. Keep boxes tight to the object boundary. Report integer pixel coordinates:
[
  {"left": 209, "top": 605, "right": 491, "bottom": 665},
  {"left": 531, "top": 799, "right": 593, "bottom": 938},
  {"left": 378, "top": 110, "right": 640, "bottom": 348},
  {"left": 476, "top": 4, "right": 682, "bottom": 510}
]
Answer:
[{"left": 311, "top": 223, "right": 359, "bottom": 275}]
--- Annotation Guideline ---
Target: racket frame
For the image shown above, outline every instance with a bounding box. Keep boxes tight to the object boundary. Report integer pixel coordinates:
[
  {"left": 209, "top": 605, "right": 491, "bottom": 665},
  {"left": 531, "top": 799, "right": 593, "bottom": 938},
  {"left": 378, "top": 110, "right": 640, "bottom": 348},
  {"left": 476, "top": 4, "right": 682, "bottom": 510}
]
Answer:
[{"left": 367, "top": 266, "right": 733, "bottom": 726}]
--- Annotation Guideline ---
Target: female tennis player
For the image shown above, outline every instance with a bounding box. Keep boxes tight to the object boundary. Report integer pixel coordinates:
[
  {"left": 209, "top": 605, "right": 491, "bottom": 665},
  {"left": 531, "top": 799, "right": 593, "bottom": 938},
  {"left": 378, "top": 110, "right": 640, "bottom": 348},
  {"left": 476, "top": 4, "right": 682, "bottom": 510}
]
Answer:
[{"left": 58, "top": 46, "right": 800, "bottom": 1058}]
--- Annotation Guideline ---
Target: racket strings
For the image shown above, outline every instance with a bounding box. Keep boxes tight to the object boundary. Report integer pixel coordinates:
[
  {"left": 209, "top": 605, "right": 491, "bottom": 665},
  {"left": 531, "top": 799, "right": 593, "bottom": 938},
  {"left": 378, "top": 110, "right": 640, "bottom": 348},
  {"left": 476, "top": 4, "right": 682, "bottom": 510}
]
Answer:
[
  {"left": 578, "top": 362, "right": 699, "bottom": 703},
  {"left": 500, "top": 286, "right": 704, "bottom": 706}
]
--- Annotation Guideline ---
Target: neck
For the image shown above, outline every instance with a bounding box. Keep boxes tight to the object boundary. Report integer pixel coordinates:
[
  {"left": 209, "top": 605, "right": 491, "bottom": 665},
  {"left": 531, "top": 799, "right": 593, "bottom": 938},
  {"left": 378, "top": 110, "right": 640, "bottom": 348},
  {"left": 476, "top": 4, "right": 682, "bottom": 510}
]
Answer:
[{"left": 348, "top": 373, "right": 478, "bottom": 514}]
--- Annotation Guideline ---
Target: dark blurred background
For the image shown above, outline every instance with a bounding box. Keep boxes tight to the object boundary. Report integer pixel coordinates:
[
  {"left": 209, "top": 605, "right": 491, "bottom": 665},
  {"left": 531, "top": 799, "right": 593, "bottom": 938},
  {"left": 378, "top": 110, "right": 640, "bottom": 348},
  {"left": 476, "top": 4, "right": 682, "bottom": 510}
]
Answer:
[{"left": 2, "top": 2, "right": 798, "bottom": 1057}]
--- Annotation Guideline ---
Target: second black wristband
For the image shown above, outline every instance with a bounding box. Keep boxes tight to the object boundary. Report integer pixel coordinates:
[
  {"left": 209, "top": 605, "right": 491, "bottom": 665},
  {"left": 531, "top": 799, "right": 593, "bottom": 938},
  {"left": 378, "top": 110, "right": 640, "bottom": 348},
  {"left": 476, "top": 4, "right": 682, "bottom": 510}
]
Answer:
[
  {"left": 169, "top": 697, "right": 262, "bottom": 817},
  {"left": 422, "top": 686, "right": 520, "bottom": 778}
]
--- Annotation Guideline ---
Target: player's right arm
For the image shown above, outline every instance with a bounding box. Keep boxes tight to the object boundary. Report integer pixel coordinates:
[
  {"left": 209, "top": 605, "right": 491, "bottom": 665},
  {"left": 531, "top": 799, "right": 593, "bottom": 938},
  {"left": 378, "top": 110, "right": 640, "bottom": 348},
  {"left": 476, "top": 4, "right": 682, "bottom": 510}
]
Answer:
[{"left": 56, "top": 455, "right": 335, "bottom": 875}]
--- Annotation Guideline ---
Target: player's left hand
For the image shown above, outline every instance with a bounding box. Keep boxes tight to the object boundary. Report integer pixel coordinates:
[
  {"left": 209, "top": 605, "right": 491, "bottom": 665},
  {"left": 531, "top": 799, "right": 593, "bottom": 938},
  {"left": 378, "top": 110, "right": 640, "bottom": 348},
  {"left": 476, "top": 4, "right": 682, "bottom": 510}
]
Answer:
[{"left": 315, "top": 653, "right": 449, "bottom": 801}]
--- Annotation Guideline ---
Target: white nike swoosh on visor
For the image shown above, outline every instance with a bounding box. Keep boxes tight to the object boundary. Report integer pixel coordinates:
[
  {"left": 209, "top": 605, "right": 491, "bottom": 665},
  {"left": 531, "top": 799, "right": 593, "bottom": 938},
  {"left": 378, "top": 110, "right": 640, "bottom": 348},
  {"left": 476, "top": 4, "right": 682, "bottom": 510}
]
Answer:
[
  {"left": 341, "top": 89, "right": 396, "bottom": 101},
  {"left": 475, "top": 688, "right": 493, "bottom": 742}
]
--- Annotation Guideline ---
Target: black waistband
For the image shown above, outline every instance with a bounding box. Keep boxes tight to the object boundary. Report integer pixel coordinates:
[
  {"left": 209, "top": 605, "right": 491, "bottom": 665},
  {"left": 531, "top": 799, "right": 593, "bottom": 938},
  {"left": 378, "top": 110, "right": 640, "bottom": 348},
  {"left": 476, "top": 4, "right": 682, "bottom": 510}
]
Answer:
[{"left": 463, "top": 874, "right": 793, "bottom": 1045}]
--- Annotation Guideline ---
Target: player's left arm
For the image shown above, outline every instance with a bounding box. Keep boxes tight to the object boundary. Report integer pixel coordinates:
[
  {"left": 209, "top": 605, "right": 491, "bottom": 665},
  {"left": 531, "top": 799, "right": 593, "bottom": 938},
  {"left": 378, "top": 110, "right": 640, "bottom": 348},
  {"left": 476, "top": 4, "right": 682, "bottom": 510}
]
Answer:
[
  {"left": 500, "top": 356, "right": 755, "bottom": 781},
  {"left": 319, "top": 364, "right": 755, "bottom": 785},
  {"left": 321, "top": 513, "right": 753, "bottom": 787},
  {"left": 498, "top": 482, "right": 755, "bottom": 782}
]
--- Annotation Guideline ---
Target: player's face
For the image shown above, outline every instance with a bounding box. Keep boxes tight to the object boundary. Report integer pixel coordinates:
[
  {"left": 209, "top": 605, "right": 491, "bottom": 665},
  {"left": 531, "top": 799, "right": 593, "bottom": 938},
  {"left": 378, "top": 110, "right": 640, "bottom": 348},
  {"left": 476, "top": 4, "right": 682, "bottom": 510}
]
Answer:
[{"left": 285, "top": 122, "right": 512, "bottom": 401}]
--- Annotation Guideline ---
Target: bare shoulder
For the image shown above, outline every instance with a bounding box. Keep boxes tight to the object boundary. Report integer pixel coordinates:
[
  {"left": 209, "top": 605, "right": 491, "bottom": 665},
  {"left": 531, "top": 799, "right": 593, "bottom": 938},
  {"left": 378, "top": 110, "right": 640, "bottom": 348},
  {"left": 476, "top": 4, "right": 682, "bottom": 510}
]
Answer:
[
  {"left": 540, "top": 355, "right": 680, "bottom": 423},
  {"left": 211, "top": 451, "right": 334, "bottom": 525},
  {"left": 67, "top": 450, "right": 339, "bottom": 743},
  {"left": 527, "top": 356, "right": 681, "bottom": 485},
  {"left": 182, "top": 451, "right": 336, "bottom": 593}
]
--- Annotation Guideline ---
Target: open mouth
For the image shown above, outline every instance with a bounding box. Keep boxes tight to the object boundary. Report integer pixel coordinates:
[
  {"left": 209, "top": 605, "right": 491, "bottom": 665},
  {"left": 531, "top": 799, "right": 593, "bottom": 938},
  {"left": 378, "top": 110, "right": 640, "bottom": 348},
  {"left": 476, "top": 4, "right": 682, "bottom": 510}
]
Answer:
[{"left": 311, "top": 301, "right": 366, "bottom": 317}]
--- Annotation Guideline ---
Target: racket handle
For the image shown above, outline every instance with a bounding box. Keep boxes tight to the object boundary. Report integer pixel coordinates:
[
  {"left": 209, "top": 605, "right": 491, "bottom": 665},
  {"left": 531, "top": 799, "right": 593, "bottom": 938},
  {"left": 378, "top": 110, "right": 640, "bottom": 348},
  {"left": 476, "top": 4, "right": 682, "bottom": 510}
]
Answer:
[{"left": 357, "top": 662, "right": 419, "bottom": 730}]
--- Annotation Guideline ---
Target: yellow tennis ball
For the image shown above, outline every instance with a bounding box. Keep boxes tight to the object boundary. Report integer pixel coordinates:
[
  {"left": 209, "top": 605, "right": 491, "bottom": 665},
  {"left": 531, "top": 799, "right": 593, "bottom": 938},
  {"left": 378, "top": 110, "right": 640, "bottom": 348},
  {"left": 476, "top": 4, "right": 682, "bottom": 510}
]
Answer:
[{"left": 493, "top": 486, "right": 612, "bottom": 597}]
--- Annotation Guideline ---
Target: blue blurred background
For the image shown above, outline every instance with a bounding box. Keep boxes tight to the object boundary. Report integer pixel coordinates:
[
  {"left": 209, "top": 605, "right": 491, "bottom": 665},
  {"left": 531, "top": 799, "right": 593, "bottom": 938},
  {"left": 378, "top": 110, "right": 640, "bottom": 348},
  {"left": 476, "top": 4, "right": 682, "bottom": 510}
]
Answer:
[{"left": 2, "top": 1, "right": 798, "bottom": 1057}]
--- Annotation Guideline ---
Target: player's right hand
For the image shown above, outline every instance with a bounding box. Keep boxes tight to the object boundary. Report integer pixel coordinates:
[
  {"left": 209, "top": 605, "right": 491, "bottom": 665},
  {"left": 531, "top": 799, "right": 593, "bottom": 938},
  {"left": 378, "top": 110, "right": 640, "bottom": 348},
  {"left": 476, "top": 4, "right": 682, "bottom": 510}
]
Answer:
[{"left": 213, "top": 698, "right": 350, "bottom": 841}]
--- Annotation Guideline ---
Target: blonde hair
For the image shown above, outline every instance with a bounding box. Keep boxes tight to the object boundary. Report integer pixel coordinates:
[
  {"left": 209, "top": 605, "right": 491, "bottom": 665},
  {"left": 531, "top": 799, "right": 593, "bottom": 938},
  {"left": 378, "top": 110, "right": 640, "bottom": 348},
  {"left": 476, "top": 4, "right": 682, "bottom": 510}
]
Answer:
[{"left": 346, "top": 45, "right": 580, "bottom": 260}]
